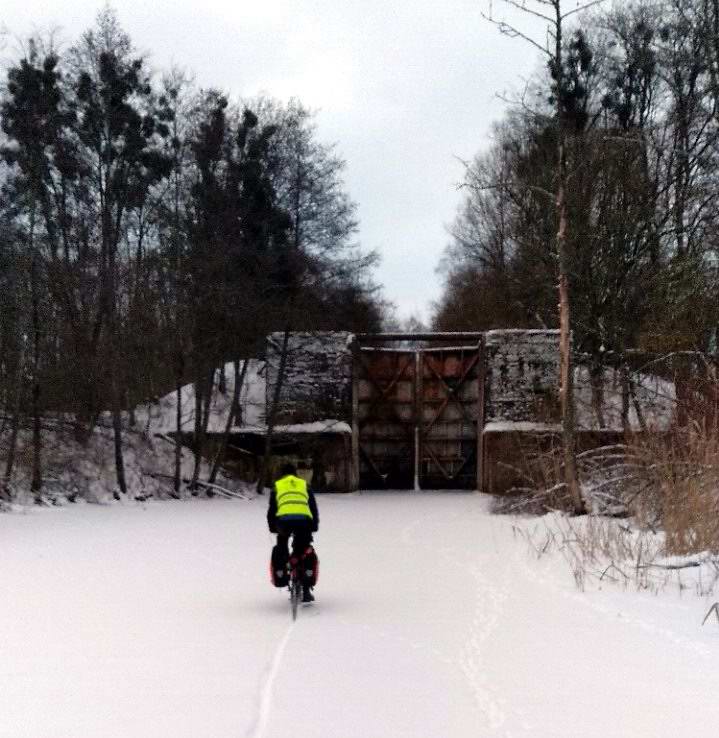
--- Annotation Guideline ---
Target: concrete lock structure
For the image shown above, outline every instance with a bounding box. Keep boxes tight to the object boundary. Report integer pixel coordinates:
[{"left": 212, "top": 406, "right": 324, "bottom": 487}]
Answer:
[{"left": 264, "top": 330, "right": 586, "bottom": 493}]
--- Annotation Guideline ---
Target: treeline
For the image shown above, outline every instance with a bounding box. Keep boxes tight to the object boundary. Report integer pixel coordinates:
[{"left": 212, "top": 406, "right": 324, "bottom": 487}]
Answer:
[
  {"left": 0, "top": 8, "right": 383, "bottom": 500},
  {"left": 435, "top": 0, "right": 719, "bottom": 364}
]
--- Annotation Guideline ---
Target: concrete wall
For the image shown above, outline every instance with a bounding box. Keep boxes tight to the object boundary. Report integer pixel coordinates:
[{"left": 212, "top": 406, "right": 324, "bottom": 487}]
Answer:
[
  {"left": 484, "top": 330, "right": 562, "bottom": 424},
  {"left": 266, "top": 332, "right": 354, "bottom": 424}
]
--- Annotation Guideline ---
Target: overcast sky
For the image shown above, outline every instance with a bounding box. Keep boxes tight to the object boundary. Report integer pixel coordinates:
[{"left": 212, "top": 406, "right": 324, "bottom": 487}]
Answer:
[{"left": 2, "top": 0, "right": 548, "bottom": 322}]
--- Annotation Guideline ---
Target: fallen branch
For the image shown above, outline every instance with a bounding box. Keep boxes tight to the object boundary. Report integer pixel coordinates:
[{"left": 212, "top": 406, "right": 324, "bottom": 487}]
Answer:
[
  {"left": 600, "top": 562, "right": 629, "bottom": 581},
  {"left": 702, "top": 602, "right": 719, "bottom": 626},
  {"left": 191, "top": 479, "right": 249, "bottom": 500}
]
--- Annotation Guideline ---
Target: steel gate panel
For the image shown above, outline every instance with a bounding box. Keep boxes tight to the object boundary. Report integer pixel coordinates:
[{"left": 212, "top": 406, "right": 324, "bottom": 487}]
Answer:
[
  {"left": 356, "top": 349, "right": 416, "bottom": 488},
  {"left": 355, "top": 343, "right": 484, "bottom": 490},
  {"left": 418, "top": 347, "right": 481, "bottom": 489}
]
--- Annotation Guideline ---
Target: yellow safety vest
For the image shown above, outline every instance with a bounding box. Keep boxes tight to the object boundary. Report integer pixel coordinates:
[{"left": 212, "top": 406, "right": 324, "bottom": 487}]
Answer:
[{"left": 274, "top": 475, "right": 313, "bottom": 519}]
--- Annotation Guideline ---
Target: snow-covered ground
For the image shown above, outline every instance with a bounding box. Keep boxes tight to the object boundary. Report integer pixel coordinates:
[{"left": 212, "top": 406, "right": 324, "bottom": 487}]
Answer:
[{"left": 2, "top": 492, "right": 719, "bottom": 738}]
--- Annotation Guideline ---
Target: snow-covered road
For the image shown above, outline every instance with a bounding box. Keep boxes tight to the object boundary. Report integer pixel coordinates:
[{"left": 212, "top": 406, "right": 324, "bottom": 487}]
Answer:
[{"left": 2, "top": 492, "right": 718, "bottom": 737}]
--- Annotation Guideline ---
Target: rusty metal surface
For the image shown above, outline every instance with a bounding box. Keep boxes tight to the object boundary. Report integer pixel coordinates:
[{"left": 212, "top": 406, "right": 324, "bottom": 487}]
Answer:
[
  {"left": 357, "top": 350, "right": 416, "bottom": 488},
  {"left": 418, "top": 348, "right": 481, "bottom": 489},
  {"left": 356, "top": 346, "right": 482, "bottom": 489}
]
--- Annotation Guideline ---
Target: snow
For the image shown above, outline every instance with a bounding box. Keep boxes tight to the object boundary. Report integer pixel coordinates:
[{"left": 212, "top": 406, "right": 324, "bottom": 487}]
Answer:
[
  {"left": 241, "top": 420, "right": 352, "bottom": 435},
  {"left": 574, "top": 365, "right": 676, "bottom": 432},
  {"left": 485, "top": 328, "right": 561, "bottom": 336},
  {"left": 483, "top": 421, "right": 561, "bottom": 434},
  {"left": 1, "top": 420, "right": 249, "bottom": 506},
  {"left": 484, "top": 368, "right": 676, "bottom": 434},
  {"left": 135, "top": 361, "right": 350, "bottom": 438},
  {"left": 136, "top": 360, "right": 266, "bottom": 436},
  {"left": 2, "top": 493, "right": 719, "bottom": 737}
]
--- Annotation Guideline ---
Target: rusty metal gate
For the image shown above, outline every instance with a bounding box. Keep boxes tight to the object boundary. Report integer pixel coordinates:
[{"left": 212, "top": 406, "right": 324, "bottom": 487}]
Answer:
[{"left": 355, "top": 343, "right": 484, "bottom": 489}]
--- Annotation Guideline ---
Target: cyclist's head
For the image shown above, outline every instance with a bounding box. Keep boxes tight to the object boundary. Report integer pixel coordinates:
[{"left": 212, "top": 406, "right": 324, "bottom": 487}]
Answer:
[{"left": 279, "top": 462, "right": 297, "bottom": 477}]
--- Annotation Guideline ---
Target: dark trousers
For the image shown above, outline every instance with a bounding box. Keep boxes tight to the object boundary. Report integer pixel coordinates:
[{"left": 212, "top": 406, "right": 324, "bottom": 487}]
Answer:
[{"left": 275, "top": 517, "right": 314, "bottom": 562}]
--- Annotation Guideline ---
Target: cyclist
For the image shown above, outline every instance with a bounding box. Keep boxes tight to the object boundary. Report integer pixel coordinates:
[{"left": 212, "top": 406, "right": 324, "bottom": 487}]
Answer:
[{"left": 268, "top": 462, "right": 319, "bottom": 603}]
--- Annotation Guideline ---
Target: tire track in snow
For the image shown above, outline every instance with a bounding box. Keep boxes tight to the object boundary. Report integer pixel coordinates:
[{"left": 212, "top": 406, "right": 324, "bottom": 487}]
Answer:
[{"left": 246, "top": 622, "right": 295, "bottom": 738}]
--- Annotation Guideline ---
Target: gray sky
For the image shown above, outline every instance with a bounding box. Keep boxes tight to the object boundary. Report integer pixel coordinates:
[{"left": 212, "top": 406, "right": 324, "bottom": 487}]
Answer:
[{"left": 2, "top": 0, "right": 547, "bottom": 322}]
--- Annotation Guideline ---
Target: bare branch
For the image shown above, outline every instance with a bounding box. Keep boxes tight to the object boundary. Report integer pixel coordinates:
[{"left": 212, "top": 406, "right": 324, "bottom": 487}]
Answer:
[
  {"left": 562, "top": 0, "right": 604, "bottom": 20},
  {"left": 491, "top": 0, "right": 555, "bottom": 24},
  {"left": 561, "top": 0, "right": 608, "bottom": 20},
  {"left": 481, "top": 11, "right": 552, "bottom": 56}
]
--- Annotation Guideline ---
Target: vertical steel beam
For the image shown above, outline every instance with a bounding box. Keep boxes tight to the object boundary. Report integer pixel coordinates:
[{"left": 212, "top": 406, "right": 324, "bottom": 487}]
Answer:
[
  {"left": 414, "top": 350, "right": 422, "bottom": 491},
  {"left": 476, "top": 338, "right": 486, "bottom": 493},
  {"left": 351, "top": 354, "right": 360, "bottom": 491}
]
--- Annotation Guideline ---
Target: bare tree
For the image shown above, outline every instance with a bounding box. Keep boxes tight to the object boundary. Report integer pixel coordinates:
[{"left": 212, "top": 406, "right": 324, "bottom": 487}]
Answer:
[{"left": 482, "top": 0, "right": 606, "bottom": 514}]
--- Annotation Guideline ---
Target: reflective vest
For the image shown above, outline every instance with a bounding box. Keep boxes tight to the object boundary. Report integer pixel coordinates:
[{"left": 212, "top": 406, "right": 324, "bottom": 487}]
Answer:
[{"left": 274, "top": 475, "right": 313, "bottom": 519}]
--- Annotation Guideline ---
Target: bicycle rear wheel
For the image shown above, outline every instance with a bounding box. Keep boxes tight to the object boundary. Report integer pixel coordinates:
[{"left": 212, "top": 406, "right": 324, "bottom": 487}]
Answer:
[{"left": 290, "top": 576, "right": 302, "bottom": 620}]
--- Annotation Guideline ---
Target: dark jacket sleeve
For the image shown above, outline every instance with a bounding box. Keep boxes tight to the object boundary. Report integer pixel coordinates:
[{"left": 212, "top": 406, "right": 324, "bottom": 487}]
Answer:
[
  {"left": 308, "top": 490, "right": 319, "bottom": 532},
  {"left": 267, "top": 489, "right": 277, "bottom": 533}
]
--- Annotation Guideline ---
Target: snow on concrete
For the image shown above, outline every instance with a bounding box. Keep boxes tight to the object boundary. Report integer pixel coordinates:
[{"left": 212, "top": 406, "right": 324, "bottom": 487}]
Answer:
[
  {"left": 274, "top": 420, "right": 351, "bottom": 434},
  {"left": 2, "top": 493, "right": 719, "bottom": 738},
  {"left": 483, "top": 421, "right": 561, "bottom": 434}
]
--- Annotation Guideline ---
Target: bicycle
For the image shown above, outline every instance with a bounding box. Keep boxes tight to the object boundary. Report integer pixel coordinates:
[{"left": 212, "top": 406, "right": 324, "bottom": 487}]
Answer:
[
  {"left": 285, "top": 546, "right": 318, "bottom": 620},
  {"left": 288, "top": 554, "right": 303, "bottom": 621}
]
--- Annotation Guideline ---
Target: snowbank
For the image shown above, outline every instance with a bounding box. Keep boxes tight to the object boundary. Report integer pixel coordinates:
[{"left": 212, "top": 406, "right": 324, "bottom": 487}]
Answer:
[
  {"left": 136, "top": 360, "right": 266, "bottom": 436},
  {"left": 574, "top": 365, "right": 676, "bottom": 432},
  {"left": 2, "top": 421, "right": 247, "bottom": 507}
]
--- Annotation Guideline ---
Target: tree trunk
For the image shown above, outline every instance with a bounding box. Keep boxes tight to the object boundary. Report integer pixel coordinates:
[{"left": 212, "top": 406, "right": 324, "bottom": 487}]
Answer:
[
  {"left": 31, "top": 381, "right": 43, "bottom": 500},
  {"left": 208, "top": 359, "right": 247, "bottom": 485},
  {"left": 2, "top": 408, "right": 21, "bottom": 503},
  {"left": 3, "top": 315, "right": 27, "bottom": 502},
  {"left": 105, "top": 210, "right": 127, "bottom": 496},
  {"left": 174, "top": 382, "right": 183, "bottom": 498},
  {"left": 190, "top": 371, "right": 204, "bottom": 492},
  {"left": 629, "top": 376, "right": 648, "bottom": 434},
  {"left": 590, "top": 362, "right": 606, "bottom": 429},
  {"left": 29, "top": 207, "right": 43, "bottom": 500},
  {"left": 172, "top": 133, "right": 185, "bottom": 499},
  {"left": 108, "top": 309, "right": 127, "bottom": 496},
  {"left": 554, "top": 1, "right": 583, "bottom": 515},
  {"left": 190, "top": 367, "right": 215, "bottom": 491},
  {"left": 111, "top": 378, "right": 127, "bottom": 496},
  {"left": 257, "top": 329, "right": 291, "bottom": 495},
  {"left": 2, "top": 382, "right": 23, "bottom": 503},
  {"left": 621, "top": 363, "right": 631, "bottom": 434},
  {"left": 558, "top": 262, "right": 582, "bottom": 514}
]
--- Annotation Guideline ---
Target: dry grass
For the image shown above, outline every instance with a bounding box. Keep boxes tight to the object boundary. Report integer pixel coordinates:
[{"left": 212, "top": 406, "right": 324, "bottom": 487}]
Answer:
[
  {"left": 512, "top": 515, "right": 719, "bottom": 596},
  {"left": 645, "top": 427, "right": 719, "bottom": 555},
  {"left": 500, "top": 377, "right": 719, "bottom": 593},
  {"left": 490, "top": 435, "right": 579, "bottom": 515},
  {"left": 496, "top": 408, "right": 719, "bottom": 556}
]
